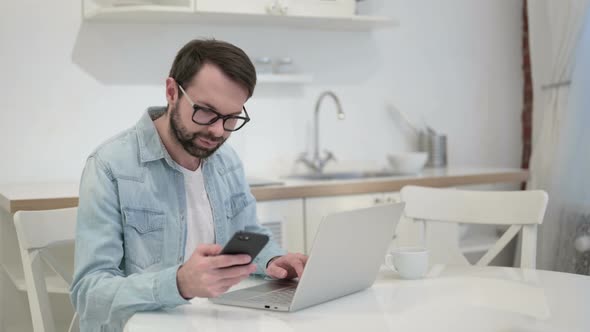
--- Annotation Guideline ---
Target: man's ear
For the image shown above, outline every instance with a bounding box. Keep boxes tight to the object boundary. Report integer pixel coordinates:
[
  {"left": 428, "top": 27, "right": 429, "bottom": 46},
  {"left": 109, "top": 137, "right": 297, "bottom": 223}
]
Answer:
[{"left": 165, "top": 77, "right": 179, "bottom": 106}]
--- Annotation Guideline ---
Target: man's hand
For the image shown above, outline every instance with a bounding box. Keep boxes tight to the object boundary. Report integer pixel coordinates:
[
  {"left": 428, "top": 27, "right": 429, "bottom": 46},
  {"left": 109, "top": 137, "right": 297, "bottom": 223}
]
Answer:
[
  {"left": 176, "top": 244, "right": 257, "bottom": 299},
  {"left": 265, "top": 253, "right": 308, "bottom": 280}
]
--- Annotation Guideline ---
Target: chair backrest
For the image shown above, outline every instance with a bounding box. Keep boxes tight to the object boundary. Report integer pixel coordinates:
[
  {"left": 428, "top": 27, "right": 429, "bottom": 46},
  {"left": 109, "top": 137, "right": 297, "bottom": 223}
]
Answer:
[
  {"left": 400, "top": 186, "right": 548, "bottom": 269},
  {"left": 14, "top": 207, "right": 79, "bottom": 332}
]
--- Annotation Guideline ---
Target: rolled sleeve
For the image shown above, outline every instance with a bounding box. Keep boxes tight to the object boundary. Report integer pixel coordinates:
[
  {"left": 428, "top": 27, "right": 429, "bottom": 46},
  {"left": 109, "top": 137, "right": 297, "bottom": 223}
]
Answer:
[{"left": 154, "top": 264, "right": 190, "bottom": 307}]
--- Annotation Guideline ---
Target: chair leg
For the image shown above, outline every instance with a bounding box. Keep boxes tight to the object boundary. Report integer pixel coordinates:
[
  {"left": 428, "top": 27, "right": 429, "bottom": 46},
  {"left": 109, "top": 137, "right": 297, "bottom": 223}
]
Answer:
[{"left": 521, "top": 225, "right": 538, "bottom": 269}]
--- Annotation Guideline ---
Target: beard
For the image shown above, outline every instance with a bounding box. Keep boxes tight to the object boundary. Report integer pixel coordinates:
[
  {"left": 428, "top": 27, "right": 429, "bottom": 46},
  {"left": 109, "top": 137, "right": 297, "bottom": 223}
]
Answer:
[{"left": 169, "top": 102, "right": 226, "bottom": 159}]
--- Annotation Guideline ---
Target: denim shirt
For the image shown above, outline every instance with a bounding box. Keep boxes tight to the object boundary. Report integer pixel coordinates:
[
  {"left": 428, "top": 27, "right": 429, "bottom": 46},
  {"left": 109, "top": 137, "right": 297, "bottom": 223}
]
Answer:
[{"left": 70, "top": 107, "right": 285, "bottom": 332}]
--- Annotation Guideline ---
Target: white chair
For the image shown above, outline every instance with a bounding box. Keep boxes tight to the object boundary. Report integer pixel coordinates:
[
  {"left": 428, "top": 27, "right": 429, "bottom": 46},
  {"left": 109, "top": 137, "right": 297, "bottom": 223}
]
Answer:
[
  {"left": 399, "top": 186, "right": 548, "bottom": 269},
  {"left": 14, "top": 207, "right": 79, "bottom": 332}
]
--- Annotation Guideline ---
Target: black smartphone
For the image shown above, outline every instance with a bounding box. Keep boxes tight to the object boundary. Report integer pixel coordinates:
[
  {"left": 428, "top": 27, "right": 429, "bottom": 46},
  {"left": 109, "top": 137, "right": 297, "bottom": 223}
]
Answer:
[{"left": 220, "top": 231, "right": 269, "bottom": 264}]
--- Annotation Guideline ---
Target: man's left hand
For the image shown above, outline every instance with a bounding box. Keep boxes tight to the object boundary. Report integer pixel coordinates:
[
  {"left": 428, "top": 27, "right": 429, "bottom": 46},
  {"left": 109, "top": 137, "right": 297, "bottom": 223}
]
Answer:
[{"left": 266, "top": 253, "right": 308, "bottom": 279}]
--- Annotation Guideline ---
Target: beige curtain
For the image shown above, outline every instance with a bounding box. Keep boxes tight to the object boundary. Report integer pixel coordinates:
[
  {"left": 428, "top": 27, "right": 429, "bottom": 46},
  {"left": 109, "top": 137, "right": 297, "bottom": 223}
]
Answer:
[{"left": 527, "top": 0, "right": 590, "bottom": 271}]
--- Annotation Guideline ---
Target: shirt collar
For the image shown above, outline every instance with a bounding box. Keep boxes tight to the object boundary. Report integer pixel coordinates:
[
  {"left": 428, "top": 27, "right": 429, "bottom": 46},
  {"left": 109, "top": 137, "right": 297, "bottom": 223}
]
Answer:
[{"left": 136, "top": 107, "right": 174, "bottom": 164}]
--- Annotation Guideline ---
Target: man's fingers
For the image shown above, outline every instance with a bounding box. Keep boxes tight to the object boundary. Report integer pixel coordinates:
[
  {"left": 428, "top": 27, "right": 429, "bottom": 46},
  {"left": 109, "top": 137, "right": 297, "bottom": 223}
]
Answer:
[
  {"left": 267, "top": 254, "right": 308, "bottom": 279},
  {"left": 196, "top": 244, "right": 223, "bottom": 256},
  {"left": 210, "top": 285, "right": 232, "bottom": 298},
  {"left": 211, "top": 265, "right": 256, "bottom": 295},
  {"left": 297, "top": 253, "right": 309, "bottom": 264},
  {"left": 294, "top": 255, "right": 307, "bottom": 277},
  {"left": 217, "top": 274, "right": 250, "bottom": 289},
  {"left": 267, "top": 264, "right": 288, "bottom": 279},
  {"left": 214, "top": 263, "right": 257, "bottom": 279},
  {"left": 279, "top": 256, "right": 304, "bottom": 278},
  {"left": 208, "top": 254, "right": 252, "bottom": 269},
  {"left": 291, "top": 259, "right": 305, "bottom": 278}
]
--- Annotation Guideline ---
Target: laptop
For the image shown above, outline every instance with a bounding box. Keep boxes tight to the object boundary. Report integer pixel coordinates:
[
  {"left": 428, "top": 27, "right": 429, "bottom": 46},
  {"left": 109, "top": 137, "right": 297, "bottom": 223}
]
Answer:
[{"left": 210, "top": 203, "right": 404, "bottom": 312}]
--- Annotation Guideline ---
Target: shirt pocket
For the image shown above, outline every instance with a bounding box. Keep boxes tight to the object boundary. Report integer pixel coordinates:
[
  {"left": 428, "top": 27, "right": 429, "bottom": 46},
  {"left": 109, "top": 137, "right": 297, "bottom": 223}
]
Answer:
[
  {"left": 122, "top": 208, "right": 165, "bottom": 269},
  {"left": 224, "top": 192, "right": 252, "bottom": 222}
]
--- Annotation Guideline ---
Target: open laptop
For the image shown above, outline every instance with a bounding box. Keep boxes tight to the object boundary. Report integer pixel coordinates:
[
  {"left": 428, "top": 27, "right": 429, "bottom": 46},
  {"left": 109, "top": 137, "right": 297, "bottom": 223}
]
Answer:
[{"left": 210, "top": 203, "right": 404, "bottom": 312}]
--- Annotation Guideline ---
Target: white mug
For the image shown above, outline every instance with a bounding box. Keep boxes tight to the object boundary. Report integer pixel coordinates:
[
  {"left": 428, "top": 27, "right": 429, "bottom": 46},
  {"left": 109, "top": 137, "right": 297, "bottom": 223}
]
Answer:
[{"left": 386, "top": 247, "right": 429, "bottom": 279}]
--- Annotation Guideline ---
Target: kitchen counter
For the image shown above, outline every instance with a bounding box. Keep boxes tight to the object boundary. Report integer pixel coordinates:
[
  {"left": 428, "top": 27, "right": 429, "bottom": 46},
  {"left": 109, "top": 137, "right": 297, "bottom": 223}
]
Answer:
[
  {"left": 253, "top": 167, "right": 528, "bottom": 201},
  {"left": 0, "top": 168, "right": 527, "bottom": 212}
]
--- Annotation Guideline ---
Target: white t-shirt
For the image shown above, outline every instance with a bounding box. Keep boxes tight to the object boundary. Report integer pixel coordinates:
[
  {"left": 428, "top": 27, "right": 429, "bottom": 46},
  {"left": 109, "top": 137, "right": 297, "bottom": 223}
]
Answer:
[{"left": 177, "top": 163, "right": 215, "bottom": 262}]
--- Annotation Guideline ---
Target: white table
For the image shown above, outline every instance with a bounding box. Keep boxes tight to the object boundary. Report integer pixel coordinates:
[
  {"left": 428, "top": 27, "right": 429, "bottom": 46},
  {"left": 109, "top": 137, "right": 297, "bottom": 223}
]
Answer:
[{"left": 124, "top": 265, "right": 590, "bottom": 332}]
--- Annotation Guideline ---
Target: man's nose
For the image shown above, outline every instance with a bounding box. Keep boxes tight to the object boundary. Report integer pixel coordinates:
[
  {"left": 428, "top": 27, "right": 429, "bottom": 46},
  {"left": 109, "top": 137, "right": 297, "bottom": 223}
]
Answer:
[{"left": 208, "top": 119, "right": 225, "bottom": 137}]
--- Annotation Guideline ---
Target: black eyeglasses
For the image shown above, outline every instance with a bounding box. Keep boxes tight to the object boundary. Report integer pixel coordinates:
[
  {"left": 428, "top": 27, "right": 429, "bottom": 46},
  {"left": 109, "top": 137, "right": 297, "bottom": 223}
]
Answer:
[{"left": 178, "top": 84, "right": 250, "bottom": 132}]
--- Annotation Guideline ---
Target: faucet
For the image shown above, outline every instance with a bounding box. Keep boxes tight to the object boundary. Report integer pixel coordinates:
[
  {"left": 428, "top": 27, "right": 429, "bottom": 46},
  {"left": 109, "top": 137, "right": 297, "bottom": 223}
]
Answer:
[{"left": 297, "top": 91, "right": 345, "bottom": 174}]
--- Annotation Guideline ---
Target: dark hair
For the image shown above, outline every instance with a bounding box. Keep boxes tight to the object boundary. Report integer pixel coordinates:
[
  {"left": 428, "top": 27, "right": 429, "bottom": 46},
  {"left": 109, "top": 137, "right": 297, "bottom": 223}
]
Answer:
[{"left": 169, "top": 39, "right": 257, "bottom": 98}]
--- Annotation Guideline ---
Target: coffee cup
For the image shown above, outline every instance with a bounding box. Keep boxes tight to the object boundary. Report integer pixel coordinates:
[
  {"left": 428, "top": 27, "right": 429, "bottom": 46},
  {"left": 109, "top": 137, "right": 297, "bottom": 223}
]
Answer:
[{"left": 385, "top": 247, "right": 429, "bottom": 279}]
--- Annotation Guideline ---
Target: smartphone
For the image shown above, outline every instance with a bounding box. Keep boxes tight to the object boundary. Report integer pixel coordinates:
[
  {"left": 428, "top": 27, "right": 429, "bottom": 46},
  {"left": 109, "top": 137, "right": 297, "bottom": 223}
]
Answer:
[{"left": 220, "top": 231, "right": 269, "bottom": 264}]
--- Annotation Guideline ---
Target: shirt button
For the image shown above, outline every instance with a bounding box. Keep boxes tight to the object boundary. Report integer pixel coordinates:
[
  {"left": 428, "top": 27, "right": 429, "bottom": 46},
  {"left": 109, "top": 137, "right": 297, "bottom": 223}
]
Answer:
[{"left": 178, "top": 257, "right": 183, "bottom": 263}]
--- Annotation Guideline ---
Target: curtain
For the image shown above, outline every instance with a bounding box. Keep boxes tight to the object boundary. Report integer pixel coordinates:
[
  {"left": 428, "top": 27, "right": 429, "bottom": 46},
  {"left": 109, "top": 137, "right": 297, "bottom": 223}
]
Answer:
[
  {"left": 527, "top": 0, "right": 590, "bottom": 273},
  {"left": 553, "top": 18, "right": 590, "bottom": 274}
]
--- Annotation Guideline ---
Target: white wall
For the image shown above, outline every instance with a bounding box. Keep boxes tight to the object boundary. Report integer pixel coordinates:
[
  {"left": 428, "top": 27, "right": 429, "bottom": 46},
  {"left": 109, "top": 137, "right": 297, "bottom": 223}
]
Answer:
[{"left": 0, "top": 0, "right": 523, "bottom": 183}]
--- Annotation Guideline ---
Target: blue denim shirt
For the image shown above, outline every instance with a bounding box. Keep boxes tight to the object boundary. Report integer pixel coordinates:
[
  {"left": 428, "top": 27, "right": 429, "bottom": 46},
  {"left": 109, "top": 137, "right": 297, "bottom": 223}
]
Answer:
[{"left": 70, "top": 107, "right": 285, "bottom": 332}]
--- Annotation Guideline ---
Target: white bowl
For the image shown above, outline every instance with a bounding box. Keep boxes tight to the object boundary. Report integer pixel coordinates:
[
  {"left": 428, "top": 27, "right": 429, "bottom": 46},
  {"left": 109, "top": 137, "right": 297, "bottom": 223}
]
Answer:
[{"left": 387, "top": 152, "right": 428, "bottom": 174}]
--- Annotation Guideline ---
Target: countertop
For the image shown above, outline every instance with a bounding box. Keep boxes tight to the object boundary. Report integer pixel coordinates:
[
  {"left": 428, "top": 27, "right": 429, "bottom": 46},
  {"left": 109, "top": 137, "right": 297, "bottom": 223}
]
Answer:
[
  {"left": 0, "top": 167, "right": 528, "bottom": 213},
  {"left": 252, "top": 167, "right": 528, "bottom": 201}
]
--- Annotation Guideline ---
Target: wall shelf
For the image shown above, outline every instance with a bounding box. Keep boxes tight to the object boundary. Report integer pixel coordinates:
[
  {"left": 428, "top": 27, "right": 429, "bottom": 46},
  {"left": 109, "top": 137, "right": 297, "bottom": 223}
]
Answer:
[{"left": 83, "top": 5, "right": 397, "bottom": 31}]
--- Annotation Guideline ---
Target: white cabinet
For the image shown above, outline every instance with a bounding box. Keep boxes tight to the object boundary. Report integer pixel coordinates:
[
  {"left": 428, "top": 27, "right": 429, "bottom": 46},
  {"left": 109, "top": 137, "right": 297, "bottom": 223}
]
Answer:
[
  {"left": 196, "top": 0, "right": 270, "bottom": 15},
  {"left": 284, "top": 0, "right": 355, "bottom": 17},
  {"left": 82, "top": 0, "right": 397, "bottom": 30},
  {"left": 257, "top": 199, "right": 305, "bottom": 254},
  {"left": 179, "top": 0, "right": 356, "bottom": 17}
]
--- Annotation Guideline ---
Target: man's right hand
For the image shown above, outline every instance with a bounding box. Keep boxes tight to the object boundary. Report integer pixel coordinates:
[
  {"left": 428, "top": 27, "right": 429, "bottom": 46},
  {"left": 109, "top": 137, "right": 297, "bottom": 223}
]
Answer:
[{"left": 176, "top": 244, "right": 257, "bottom": 299}]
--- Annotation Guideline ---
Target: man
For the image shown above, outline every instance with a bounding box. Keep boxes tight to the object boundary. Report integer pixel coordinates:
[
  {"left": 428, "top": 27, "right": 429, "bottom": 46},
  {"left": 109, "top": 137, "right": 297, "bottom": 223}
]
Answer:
[{"left": 70, "top": 39, "right": 308, "bottom": 332}]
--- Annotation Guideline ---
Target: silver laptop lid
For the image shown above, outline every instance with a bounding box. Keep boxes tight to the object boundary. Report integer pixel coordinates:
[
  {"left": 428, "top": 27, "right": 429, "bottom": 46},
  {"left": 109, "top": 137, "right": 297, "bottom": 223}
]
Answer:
[{"left": 290, "top": 203, "right": 404, "bottom": 311}]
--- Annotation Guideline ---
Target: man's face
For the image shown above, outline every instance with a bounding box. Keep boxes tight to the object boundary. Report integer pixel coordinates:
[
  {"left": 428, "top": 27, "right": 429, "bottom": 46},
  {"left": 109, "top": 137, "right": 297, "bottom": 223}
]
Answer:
[{"left": 169, "top": 63, "right": 249, "bottom": 159}]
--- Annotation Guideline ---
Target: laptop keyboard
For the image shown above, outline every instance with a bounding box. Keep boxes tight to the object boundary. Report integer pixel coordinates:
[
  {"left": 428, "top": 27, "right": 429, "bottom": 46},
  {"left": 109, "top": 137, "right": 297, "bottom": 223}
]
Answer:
[{"left": 247, "top": 286, "right": 297, "bottom": 305}]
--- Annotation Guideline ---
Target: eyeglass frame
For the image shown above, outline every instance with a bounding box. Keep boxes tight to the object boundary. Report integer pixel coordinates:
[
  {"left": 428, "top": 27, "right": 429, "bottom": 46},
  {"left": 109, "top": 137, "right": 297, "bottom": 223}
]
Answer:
[{"left": 177, "top": 83, "right": 250, "bottom": 132}]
